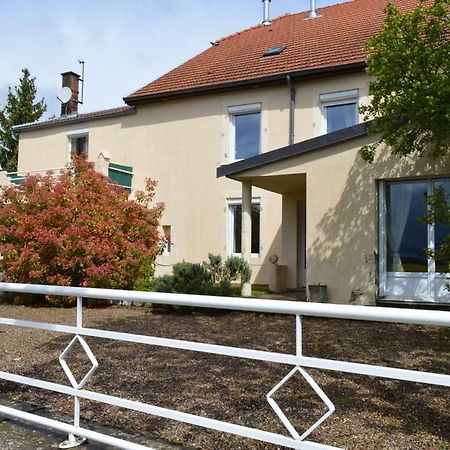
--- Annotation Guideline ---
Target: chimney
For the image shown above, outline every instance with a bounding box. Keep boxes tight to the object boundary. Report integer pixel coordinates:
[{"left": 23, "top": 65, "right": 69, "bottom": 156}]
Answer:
[
  {"left": 262, "top": 0, "right": 271, "bottom": 26},
  {"left": 308, "top": 0, "right": 319, "bottom": 19},
  {"left": 60, "top": 71, "right": 80, "bottom": 116}
]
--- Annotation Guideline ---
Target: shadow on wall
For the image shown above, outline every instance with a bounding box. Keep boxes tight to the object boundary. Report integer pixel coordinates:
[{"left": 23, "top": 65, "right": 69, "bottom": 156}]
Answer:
[
  {"left": 307, "top": 142, "right": 450, "bottom": 305},
  {"left": 252, "top": 224, "right": 282, "bottom": 285}
]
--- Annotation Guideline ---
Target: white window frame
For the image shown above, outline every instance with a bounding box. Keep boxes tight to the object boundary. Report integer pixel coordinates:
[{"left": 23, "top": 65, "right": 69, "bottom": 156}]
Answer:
[
  {"left": 228, "top": 103, "right": 262, "bottom": 162},
  {"left": 320, "top": 89, "right": 359, "bottom": 134},
  {"left": 378, "top": 178, "right": 450, "bottom": 301},
  {"left": 67, "top": 128, "right": 90, "bottom": 161},
  {"left": 228, "top": 197, "right": 261, "bottom": 258}
]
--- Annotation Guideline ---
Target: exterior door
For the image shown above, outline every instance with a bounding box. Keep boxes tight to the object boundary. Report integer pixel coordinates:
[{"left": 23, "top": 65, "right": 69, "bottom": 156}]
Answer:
[{"left": 379, "top": 180, "right": 450, "bottom": 303}]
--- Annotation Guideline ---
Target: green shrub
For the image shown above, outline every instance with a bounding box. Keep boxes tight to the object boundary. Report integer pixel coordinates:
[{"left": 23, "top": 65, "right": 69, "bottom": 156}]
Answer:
[
  {"left": 224, "top": 255, "right": 251, "bottom": 284},
  {"left": 150, "top": 274, "right": 175, "bottom": 293},
  {"left": 133, "top": 259, "right": 156, "bottom": 292},
  {"left": 152, "top": 259, "right": 233, "bottom": 297},
  {"left": 171, "top": 261, "right": 213, "bottom": 295},
  {"left": 150, "top": 254, "right": 251, "bottom": 312}
]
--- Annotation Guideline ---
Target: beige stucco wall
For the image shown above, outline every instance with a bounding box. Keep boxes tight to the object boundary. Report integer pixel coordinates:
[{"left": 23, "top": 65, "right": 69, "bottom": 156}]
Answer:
[
  {"left": 296, "top": 72, "right": 372, "bottom": 141},
  {"left": 237, "top": 135, "right": 450, "bottom": 303},
  {"left": 17, "top": 85, "right": 295, "bottom": 282},
  {"left": 16, "top": 70, "right": 371, "bottom": 286}
]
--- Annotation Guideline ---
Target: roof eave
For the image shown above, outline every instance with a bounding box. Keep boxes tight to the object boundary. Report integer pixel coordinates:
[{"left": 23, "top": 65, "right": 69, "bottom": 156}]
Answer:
[
  {"left": 13, "top": 107, "right": 137, "bottom": 133},
  {"left": 217, "top": 121, "right": 373, "bottom": 179},
  {"left": 124, "top": 61, "right": 366, "bottom": 106}
]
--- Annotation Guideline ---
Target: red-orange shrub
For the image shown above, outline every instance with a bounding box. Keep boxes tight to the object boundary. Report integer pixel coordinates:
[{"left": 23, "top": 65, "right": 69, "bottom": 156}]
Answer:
[{"left": 0, "top": 157, "right": 164, "bottom": 295}]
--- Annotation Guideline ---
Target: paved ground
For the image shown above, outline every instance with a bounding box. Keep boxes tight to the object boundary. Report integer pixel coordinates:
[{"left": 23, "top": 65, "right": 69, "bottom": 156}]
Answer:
[
  {"left": 0, "top": 399, "right": 189, "bottom": 450},
  {"left": 261, "top": 289, "right": 307, "bottom": 301}
]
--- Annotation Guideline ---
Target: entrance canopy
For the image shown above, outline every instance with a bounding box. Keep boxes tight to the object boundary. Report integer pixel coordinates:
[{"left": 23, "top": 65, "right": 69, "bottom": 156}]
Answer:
[{"left": 217, "top": 122, "right": 371, "bottom": 185}]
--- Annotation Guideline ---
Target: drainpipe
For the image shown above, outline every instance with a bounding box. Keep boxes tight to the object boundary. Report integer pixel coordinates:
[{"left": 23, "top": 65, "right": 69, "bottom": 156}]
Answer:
[{"left": 286, "top": 75, "right": 296, "bottom": 145}]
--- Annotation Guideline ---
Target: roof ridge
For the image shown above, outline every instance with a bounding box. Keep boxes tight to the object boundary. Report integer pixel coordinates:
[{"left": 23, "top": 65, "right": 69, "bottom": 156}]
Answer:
[
  {"left": 217, "top": 13, "right": 290, "bottom": 43},
  {"left": 217, "top": 0, "right": 358, "bottom": 44}
]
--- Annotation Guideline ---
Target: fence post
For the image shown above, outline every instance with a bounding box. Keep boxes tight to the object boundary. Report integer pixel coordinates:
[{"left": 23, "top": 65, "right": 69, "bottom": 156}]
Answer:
[
  {"left": 59, "top": 296, "right": 86, "bottom": 449},
  {"left": 296, "top": 314, "right": 302, "bottom": 358}
]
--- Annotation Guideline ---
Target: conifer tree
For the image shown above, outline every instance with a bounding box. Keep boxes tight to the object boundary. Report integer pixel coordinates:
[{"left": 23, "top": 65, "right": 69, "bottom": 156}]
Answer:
[{"left": 0, "top": 68, "right": 46, "bottom": 171}]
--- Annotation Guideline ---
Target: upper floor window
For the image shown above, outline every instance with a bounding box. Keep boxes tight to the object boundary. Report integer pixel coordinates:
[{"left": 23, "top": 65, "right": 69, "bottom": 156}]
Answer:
[
  {"left": 229, "top": 103, "right": 261, "bottom": 161},
  {"left": 71, "top": 135, "right": 88, "bottom": 156},
  {"left": 67, "top": 129, "right": 89, "bottom": 158},
  {"left": 320, "top": 89, "right": 358, "bottom": 134}
]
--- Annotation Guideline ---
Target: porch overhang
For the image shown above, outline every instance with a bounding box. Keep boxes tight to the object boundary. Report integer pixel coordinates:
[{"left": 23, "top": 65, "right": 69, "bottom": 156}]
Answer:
[
  {"left": 217, "top": 121, "right": 372, "bottom": 190},
  {"left": 233, "top": 174, "right": 306, "bottom": 195}
]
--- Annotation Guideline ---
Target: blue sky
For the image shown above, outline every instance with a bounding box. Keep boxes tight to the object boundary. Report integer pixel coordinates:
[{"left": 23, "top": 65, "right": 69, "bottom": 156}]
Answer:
[{"left": 1, "top": 0, "right": 349, "bottom": 118}]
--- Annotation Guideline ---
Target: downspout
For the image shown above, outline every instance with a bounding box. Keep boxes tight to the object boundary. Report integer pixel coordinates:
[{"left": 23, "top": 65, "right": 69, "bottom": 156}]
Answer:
[{"left": 286, "top": 75, "right": 296, "bottom": 145}]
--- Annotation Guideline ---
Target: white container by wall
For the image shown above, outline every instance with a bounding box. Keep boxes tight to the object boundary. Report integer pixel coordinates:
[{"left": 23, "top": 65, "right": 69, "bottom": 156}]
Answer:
[{"left": 308, "top": 284, "right": 328, "bottom": 302}]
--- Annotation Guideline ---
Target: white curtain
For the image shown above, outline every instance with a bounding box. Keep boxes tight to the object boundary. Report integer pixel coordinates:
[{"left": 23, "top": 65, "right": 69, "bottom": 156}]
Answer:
[{"left": 388, "top": 184, "right": 413, "bottom": 272}]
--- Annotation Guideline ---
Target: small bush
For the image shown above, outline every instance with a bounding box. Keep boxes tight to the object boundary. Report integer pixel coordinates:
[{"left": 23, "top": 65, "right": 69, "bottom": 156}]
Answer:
[
  {"left": 171, "top": 261, "right": 213, "bottom": 295},
  {"left": 152, "top": 260, "right": 232, "bottom": 297},
  {"left": 224, "top": 255, "right": 251, "bottom": 284},
  {"left": 150, "top": 254, "right": 251, "bottom": 312}
]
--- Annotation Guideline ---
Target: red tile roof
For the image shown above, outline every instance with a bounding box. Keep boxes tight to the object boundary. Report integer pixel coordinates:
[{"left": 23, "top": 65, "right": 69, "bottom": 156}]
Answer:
[{"left": 125, "top": 0, "right": 422, "bottom": 104}]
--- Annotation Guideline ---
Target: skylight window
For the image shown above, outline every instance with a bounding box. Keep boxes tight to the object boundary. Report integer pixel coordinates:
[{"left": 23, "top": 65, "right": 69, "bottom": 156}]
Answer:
[{"left": 263, "top": 46, "right": 287, "bottom": 57}]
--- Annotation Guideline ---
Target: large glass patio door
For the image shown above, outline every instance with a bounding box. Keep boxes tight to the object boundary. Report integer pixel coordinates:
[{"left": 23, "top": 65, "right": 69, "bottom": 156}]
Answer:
[{"left": 379, "top": 179, "right": 450, "bottom": 303}]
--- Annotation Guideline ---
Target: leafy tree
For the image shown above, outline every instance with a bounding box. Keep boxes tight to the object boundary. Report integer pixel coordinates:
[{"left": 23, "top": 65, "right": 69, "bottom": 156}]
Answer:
[
  {"left": 0, "top": 68, "right": 47, "bottom": 171},
  {"left": 359, "top": 0, "right": 449, "bottom": 163},
  {"left": 0, "top": 157, "right": 164, "bottom": 304}
]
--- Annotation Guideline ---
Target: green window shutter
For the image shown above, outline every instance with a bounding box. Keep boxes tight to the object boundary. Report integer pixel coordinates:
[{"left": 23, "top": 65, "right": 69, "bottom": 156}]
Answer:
[
  {"left": 7, "top": 174, "right": 25, "bottom": 185},
  {"left": 108, "top": 163, "right": 133, "bottom": 191}
]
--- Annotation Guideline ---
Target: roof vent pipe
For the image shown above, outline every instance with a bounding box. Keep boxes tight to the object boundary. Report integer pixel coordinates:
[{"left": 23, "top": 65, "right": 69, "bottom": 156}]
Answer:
[
  {"left": 262, "top": 0, "right": 272, "bottom": 26},
  {"left": 309, "top": 0, "right": 318, "bottom": 19}
]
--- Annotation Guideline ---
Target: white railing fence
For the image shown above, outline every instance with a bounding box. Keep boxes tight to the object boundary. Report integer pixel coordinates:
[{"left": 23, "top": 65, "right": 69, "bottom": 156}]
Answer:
[{"left": 0, "top": 282, "right": 449, "bottom": 450}]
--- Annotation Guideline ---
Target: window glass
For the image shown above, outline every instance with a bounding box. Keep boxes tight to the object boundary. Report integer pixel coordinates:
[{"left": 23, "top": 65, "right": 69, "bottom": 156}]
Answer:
[
  {"left": 71, "top": 136, "right": 88, "bottom": 156},
  {"left": 325, "top": 102, "right": 357, "bottom": 133},
  {"left": 386, "top": 182, "right": 428, "bottom": 272},
  {"left": 230, "top": 202, "right": 260, "bottom": 255},
  {"left": 163, "top": 225, "right": 172, "bottom": 254},
  {"left": 234, "top": 112, "right": 260, "bottom": 160},
  {"left": 433, "top": 181, "right": 450, "bottom": 273}
]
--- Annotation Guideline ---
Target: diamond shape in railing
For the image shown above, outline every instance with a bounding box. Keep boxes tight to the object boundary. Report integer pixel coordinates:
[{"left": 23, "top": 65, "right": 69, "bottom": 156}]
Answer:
[
  {"left": 59, "top": 335, "right": 99, "bottom": 390},
  {"left": 267, "top": 366, "right": 335, "bottom": 441}
]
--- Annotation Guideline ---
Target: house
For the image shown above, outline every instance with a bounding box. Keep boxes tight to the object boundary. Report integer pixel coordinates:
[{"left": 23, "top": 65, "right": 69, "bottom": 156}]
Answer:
[{"left": 8, "top": 0, "right": 449, "bottom": 305}]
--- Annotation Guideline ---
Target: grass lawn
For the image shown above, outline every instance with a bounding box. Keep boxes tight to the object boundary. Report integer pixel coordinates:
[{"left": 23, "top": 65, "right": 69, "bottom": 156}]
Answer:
[
  {"left": 0, "top": 304, "right": 449, "bottom": 450},
  {"left": 231, "top": 283, "right": 272, "bottom": 297}
]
